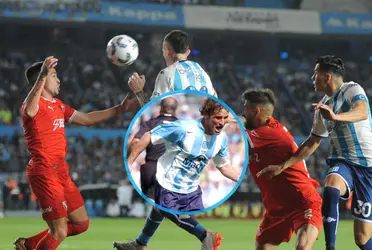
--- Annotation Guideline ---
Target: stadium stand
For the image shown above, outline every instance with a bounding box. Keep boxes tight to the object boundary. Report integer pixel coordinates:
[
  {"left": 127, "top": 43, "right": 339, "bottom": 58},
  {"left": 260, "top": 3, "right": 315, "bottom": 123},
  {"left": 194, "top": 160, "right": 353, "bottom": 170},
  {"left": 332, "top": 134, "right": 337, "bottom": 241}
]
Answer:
[{"left": 1, "top": 0, "right": 371, "bottom": 219}]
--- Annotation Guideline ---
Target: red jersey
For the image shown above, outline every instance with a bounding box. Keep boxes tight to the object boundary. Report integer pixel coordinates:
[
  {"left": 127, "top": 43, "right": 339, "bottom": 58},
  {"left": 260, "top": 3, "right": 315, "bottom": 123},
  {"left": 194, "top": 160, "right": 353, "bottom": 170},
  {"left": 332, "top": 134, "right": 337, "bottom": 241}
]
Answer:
[
  {"left": 248, "top": 118, "right": 320, "bottom": 216},
  {"left": 21, "top": 97, "right": 76, "bottom": 175}
]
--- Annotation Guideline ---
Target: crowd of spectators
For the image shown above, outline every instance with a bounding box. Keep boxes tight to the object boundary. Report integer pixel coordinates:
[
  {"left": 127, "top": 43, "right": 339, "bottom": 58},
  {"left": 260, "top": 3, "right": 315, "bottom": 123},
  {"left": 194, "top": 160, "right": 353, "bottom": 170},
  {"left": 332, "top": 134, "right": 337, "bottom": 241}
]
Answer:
[{"left": 1, "top": 25, "right": 371, "bottom": 215}]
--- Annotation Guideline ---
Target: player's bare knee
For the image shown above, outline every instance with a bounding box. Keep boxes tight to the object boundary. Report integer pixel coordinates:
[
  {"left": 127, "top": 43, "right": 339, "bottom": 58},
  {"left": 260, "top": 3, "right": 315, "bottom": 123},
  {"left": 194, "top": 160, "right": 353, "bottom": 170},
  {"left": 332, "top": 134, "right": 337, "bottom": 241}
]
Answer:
[
  {"left": 295, "top": 237, "right": 312, "bottom": 250},
  {"left": 325, "top": 174, "right": 347, "bottom": 194},
  {"left": 50, "top": 226, "right": 68, "bottom": 241}
]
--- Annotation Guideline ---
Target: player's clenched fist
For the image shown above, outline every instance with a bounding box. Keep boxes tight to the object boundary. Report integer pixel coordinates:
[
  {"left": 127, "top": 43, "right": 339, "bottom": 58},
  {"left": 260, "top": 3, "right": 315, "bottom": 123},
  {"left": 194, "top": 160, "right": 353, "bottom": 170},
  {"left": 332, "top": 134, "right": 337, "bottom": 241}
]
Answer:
[{"left": 128, "top": 72, "right": 145, "bottom": 93}]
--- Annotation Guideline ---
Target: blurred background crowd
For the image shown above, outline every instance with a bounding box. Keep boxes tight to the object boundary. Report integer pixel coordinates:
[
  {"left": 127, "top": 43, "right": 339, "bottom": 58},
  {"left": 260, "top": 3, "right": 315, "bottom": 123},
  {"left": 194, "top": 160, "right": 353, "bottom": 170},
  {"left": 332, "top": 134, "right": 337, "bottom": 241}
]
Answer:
[{"left": 1, "top": 0, "right": 371, "bottom": 218}]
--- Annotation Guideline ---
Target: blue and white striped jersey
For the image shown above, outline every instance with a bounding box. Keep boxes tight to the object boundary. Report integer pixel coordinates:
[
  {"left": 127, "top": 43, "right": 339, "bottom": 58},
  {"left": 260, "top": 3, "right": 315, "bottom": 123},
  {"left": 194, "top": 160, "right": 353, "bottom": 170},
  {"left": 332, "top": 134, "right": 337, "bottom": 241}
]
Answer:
[
  {"left": 150, "top": 60, "right": 217, "bottom": 99},
  {"left": 150, "top": 119, "right": 230, "bottom": 194},
  {"left": 311, "top": 81, "right": 372, "bottom": 167}
]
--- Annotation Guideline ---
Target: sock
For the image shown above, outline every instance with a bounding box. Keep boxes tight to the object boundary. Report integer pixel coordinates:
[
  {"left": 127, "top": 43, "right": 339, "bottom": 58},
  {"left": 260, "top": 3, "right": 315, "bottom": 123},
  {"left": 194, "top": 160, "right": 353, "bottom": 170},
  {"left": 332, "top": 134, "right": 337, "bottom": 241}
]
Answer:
[
  {"left": 25, "top": 229, "right": 49, "bottom": 249},
  {"left": 67, "top": 220, "right": 90, "bottom": 236},
  {"left": 161, "top": 211, "right": 207, "bottom": 242},
  {"left": 25, "top": 220, "right": 89, "bottom": 248},
  {"left": 322, "top": 187, "right": 340, "bottom": 248},
  {"left": 136, "top": 208, "right": 164, "bottom": 246},
  {"left": 35, "top": 233, "right": 61, "bottom": 250},
  {"left": 357, "top": 238, "right": 372, "bottom": 250}
]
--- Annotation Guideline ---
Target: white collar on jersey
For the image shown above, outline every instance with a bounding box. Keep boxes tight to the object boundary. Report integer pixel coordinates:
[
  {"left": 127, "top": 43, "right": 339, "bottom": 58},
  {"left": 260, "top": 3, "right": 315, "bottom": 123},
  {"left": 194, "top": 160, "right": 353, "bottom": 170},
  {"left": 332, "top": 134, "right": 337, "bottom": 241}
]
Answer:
[{"left": 41, "top": 96, "right": 56, "bottom": 103}]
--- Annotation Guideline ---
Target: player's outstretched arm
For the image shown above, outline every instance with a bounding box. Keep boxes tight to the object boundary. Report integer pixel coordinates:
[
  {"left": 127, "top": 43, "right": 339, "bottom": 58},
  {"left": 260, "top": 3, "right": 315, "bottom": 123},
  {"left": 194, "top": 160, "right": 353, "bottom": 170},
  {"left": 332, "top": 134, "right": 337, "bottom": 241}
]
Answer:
[
  {"left": 128, "top": 138, "right": 140, "bottom": 156},
  {"left": 217, "top": 165, "right": 240, "bottom": 182},
  {"left": 128, "top": 122, "right": 150, "bottom": 155},
  {"left": 257, "top": 134, "right": 322, "bottom": 179},
  {"left": 23, "top": 56, "right": 58, "bottom": 117},
  {"left": 128, "top": 132, "right": 151, "bottom": 165},
  {"left": 128, "top": 72, "right": 149, "bottom": 107},
  {"left": 71, "top": 93, "right": 139, "bottom": 126},
  {"left": 313, "top": 101, "right": 368, "bottom": 123}
]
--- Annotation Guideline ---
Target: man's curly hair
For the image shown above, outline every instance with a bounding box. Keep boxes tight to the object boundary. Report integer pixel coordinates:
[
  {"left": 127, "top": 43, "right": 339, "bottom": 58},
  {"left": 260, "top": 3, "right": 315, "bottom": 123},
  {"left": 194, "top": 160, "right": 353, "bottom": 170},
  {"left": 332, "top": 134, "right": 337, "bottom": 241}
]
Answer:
[{"left": 200, "top": 98, "right": 227, "bottom": 116}]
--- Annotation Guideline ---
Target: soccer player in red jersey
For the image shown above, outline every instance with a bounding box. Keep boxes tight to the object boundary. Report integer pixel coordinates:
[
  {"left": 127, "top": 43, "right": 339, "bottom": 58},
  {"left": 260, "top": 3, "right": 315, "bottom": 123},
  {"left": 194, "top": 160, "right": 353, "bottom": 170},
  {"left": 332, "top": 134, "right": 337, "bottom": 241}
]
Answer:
[
  {"left": 14, "top": 56, "right": 139, "bottom": 250},
  {"left": 242, "top": 88, "right": 323, "bottom": 250}
]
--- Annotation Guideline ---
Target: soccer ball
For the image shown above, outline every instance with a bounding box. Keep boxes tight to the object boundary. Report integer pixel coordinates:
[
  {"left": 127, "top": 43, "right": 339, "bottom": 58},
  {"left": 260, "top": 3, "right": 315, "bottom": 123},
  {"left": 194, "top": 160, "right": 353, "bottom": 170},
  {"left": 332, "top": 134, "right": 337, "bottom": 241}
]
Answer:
[{"left": 106, "top": 35, "right": 139, "bottom": 67}]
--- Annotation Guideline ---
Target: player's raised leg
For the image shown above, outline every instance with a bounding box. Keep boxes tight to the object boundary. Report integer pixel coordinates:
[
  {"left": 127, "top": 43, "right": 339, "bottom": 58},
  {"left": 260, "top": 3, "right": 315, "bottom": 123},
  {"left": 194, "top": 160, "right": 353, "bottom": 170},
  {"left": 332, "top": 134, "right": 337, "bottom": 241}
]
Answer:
[
  {"left": 27, "top": 175, "right": 68, "bottom": 250},
  {"left": 15, "top": 209, "right": 89, "bottom": 250},
  {"left": 14, "top": 175, "right": 89, "bottom": 250},
  {"left": 66, "top": 206, "right": 90, "bottom": 236},
  {"left": 295, "top": 224, "right": 319, "bottom": 250},
  {"left": 64, "top": 174, "right": 90, "bottom": 236},
  {"left": 322, "top": 162, "right": 351, "bottom": 250}
]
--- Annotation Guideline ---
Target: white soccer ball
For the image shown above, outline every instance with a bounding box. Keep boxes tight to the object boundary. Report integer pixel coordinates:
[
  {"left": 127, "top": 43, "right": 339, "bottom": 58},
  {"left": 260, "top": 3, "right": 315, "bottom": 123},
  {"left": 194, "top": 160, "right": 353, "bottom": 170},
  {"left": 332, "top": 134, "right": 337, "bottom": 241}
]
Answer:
[{"left": 106, "top": 35, "right": 139, "bottom": 67}]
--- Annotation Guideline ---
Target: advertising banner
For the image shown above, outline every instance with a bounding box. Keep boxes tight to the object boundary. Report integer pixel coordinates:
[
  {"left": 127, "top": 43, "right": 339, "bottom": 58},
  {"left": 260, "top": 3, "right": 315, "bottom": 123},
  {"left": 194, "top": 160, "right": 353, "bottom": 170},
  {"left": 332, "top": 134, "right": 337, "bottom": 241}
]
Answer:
[
  {"left": 184, "top": 6, "right": 321, "bottom": 34},
  {"left": 321, "top": 12, "right": 372, "bottom": 34},
  {"left": 91, "top": 2, "right": 184, "bottom": 26}
]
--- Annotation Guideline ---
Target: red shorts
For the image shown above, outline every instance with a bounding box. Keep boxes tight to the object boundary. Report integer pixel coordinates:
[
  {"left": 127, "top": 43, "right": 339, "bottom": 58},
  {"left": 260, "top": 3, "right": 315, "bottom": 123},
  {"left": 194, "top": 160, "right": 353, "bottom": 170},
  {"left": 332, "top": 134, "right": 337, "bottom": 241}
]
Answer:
[
  {"left": 28, "top": 172, "right": 84, "bottom": 221},
  {"left": 256, "top": 200, "right": 322, "bottom": 244}
]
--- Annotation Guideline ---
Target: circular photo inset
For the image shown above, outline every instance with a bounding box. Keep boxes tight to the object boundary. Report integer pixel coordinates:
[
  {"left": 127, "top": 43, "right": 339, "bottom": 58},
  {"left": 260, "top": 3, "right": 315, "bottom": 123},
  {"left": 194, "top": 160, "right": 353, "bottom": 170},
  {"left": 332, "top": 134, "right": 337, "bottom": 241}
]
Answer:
[{"left": 123, "top": 90, "right": 248, "bottom": 215}]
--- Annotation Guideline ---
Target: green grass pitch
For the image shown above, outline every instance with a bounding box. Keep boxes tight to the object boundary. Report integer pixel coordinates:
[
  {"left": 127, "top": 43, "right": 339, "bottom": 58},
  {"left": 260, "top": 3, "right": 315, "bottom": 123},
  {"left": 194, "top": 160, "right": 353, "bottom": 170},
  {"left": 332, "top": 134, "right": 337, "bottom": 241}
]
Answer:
[{"left": 0, "top": 218, "right": 358, "bottom": 249}]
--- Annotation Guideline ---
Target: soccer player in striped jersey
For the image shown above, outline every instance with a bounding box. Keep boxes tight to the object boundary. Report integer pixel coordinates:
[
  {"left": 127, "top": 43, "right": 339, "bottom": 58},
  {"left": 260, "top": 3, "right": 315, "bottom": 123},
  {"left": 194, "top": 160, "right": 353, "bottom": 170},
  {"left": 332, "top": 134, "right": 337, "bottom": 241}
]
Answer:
[
  {"left": 127, "top": 30, "right": 217, "bottom": 106},
  {"left": 260, "top": 55, "right": 372, "bottom": 250},
  {"left": 114, "top": 98, "right": 240, "bottom": 250}
]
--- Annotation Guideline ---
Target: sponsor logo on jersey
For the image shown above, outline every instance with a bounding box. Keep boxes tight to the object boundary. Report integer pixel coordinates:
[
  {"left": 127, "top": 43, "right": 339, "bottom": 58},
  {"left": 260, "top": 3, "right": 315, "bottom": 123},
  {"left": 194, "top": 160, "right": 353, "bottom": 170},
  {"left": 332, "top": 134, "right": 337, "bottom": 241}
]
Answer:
[
  {"left": 53, "top": 118, "right": 65, "bottom": 131},
  {"left": 182, "top": 156, "right": 208, "bottom": 173},
  {"left": 47, "top": 106, "right": 54, "bottom": 111}
]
